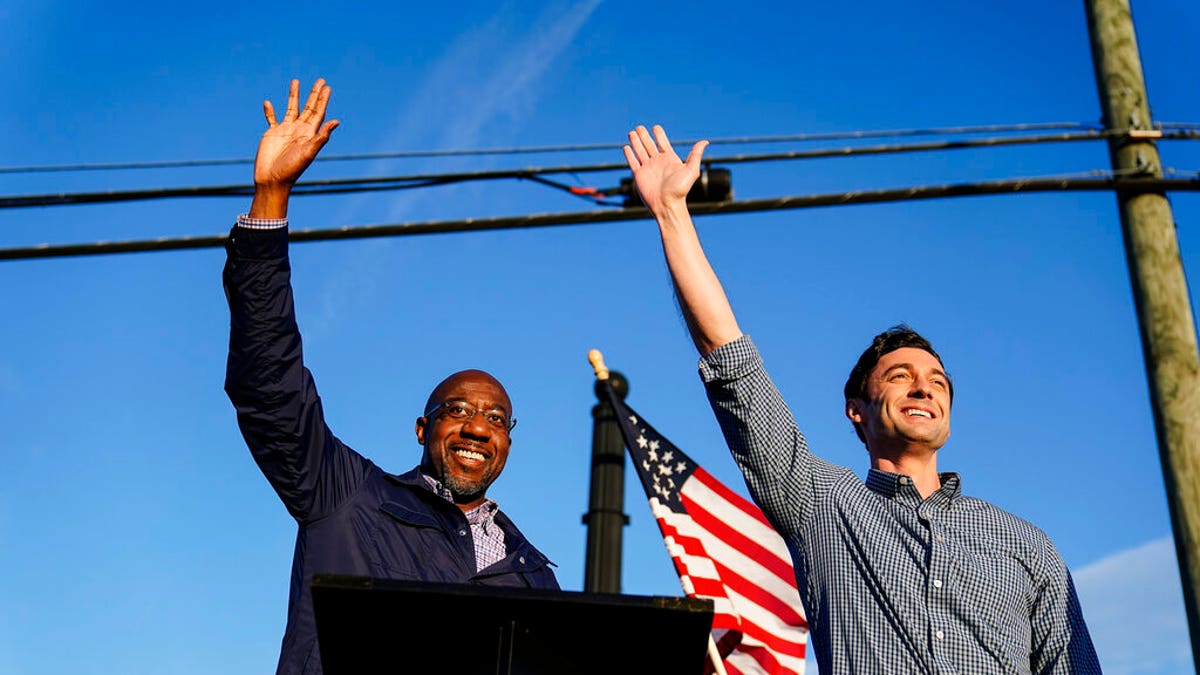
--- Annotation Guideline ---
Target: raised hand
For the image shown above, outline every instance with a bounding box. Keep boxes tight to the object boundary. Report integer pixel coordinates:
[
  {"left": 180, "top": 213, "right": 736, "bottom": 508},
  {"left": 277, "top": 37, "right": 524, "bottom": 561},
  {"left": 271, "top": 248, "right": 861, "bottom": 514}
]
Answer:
[
  {"left": 248, "top": 78, "right": 339, "bottom": 219},
  {"left": 622, "top": 125, "right": 708, "bottom": 216},
  {"left": 254, "top": 78, "right": 339, "bottom": 188}
]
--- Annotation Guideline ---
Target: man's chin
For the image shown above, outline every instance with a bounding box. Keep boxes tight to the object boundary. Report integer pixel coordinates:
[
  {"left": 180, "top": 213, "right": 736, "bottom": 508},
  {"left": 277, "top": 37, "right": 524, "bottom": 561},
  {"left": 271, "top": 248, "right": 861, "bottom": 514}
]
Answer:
[{"left": 444, "top": 474, "right": 488, "bottom": 502}]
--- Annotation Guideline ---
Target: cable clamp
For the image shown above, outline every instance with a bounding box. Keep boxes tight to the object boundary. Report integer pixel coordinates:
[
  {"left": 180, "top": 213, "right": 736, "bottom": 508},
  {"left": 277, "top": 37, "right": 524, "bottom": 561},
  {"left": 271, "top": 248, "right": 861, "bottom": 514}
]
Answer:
[{"left": 1124, "top": 129, "right": 1163, "bottom": 140}]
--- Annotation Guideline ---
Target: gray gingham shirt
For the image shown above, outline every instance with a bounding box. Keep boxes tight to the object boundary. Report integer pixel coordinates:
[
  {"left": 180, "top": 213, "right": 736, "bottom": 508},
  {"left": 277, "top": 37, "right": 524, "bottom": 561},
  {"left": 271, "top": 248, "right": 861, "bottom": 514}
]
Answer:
[{"left": 699, "top": 336, "right": 1101, "bottom": 675}]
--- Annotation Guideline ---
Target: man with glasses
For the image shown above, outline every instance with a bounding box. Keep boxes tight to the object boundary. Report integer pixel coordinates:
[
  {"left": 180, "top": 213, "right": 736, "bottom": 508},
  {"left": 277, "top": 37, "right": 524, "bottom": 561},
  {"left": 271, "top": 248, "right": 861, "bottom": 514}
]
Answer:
[{"left": 223, "top": 78, "right": 559, "bottom": 675}]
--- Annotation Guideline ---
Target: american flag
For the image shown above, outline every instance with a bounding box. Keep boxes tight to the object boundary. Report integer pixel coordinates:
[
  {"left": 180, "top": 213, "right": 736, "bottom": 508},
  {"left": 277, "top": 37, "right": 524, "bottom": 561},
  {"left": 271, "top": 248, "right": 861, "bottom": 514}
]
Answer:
[{"left": 599, "top": 380, "right": 808, "bottom": 675}]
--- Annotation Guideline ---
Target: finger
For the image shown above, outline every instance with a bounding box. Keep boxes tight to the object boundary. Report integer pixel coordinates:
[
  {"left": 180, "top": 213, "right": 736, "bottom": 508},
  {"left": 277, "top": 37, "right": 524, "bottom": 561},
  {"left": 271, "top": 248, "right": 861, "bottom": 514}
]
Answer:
[
  {"left": 263, "top": 100, "right": 278, "bottom": 128},
  {"left": 652, "top": 125, "right": 676, "bottom": 158},
  {"left": 311, "top": 82, "right": 332, "bottom": 126},
  {"left": 314, "top": 119, "right": 340, "bottom": 145},
  {"left": 683, "top": 140, "right": 709, "bottom": 171},
  {"left": 300, "top": 78, "right": 326, "bottom": 124},
  {"left": 306, "top": 119, "right": 339, "bottom": 157},
  {"left": 635, "top": 125, "right": 658, "bottom": 156},
  {"left": 284, "top": 79, "right": 300, "bottom": 122},
  {"left": 627, "top": 128, "right": 649, "bottom": 163},
  {"left": 622, "top": 144, "right": 639, "bottom": 171}
]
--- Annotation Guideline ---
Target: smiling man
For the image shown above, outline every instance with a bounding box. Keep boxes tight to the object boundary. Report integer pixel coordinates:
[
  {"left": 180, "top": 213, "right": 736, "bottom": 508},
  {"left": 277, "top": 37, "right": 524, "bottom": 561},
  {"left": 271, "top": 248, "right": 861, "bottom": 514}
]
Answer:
[
  {"left": 417, "top": 369, "right": 514, "bottom": 508},
  {"left": 623, "top": 123, "right": 1101, "bottom": 674},
  {"left": 223, "top": 78, "right": 558, "bottom": 675}
]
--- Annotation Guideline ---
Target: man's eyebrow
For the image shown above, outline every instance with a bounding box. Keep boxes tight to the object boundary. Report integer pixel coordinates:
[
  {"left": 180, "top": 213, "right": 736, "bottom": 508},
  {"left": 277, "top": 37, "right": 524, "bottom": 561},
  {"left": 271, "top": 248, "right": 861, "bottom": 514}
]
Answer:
[
  {"left": 880, "top": 363, "right": 948, "bottom": 379},
  {"left": 442, "top": 398, "right": 511, "bottom": 412},
  {"left": 880, "top": 363, "right": 914, "bottom": 376}
]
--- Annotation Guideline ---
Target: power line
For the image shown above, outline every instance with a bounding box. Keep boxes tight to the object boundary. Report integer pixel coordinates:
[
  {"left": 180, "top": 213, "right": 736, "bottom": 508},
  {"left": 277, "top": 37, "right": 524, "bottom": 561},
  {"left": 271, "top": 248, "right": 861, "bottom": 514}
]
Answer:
[
  {"left": 12, "top": 128, "right": 1197, "bottom": 210},
  {"left": 1161, "top": 122, "right": 1200, "bottom": 133},
  {"left": 0, "top": 122, "right": 1104, "bottom": 175},
  {"left": 4, "top": 175, "right": 1196, "bottom": 262}
]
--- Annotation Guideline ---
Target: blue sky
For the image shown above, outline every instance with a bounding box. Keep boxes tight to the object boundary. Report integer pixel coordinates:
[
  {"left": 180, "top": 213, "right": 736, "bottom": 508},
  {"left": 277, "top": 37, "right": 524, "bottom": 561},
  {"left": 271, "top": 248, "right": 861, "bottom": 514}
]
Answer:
[{"left": 2, "top": 1, "right": 1198, "bottom": 673}]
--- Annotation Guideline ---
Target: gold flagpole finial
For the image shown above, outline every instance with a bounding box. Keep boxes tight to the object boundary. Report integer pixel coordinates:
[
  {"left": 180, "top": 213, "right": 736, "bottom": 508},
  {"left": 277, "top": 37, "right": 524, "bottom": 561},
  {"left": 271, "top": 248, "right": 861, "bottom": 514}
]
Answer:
[{"left": 588, "top": 349, "right": 610, "bottom": 381}]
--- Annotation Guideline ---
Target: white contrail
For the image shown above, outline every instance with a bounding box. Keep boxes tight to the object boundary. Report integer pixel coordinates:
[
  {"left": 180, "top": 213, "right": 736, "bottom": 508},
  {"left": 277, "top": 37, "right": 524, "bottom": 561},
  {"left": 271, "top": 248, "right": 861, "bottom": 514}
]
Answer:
[
  {"left": 355, "top": 0, "right": 602, "bottom": 223},
  {"left": 307, "top": 1, "right": 603, "bottom": 335}
]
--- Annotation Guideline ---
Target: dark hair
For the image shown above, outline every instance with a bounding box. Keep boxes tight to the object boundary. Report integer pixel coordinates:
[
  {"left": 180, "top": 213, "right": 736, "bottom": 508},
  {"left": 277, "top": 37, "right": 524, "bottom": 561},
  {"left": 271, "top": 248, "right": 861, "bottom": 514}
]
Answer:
[{"left": 843, "top": 325, "right": 953, "bottom": 445}]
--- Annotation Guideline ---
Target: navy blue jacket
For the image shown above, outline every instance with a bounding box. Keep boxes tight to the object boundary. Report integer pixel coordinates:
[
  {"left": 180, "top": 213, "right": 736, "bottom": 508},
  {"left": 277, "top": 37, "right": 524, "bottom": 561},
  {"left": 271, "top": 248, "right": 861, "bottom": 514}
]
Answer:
[{"left": 223, "top": 225, "right": 559, "bottom": 675}]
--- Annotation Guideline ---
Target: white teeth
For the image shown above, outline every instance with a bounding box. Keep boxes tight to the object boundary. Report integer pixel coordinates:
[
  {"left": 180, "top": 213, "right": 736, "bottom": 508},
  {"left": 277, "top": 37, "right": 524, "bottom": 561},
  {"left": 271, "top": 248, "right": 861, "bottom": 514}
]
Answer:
[
  {"left": 906, "top": 409, "right": 932, "bottom": 418},
  {"left": 456, "top": 449, "right": 486, "bottom": 461}
]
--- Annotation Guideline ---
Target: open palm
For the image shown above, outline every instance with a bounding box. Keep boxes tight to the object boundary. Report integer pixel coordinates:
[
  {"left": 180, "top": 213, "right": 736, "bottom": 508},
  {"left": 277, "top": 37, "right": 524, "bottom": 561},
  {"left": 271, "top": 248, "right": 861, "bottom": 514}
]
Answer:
[
  {"left": 623, "top": 124, "right": 708, "bottom": 214},
  {"left": 254, "top": 78, "right": 339, "bottom": 188}
]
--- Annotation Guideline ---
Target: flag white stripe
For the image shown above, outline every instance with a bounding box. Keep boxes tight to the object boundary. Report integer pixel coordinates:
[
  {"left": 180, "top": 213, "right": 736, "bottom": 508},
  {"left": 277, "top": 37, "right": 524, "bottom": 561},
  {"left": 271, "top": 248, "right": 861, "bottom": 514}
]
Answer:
[
  {"left": 613, "top": 393, "right": 807, "bottom": 675},
  {"left": 682, "top": 475, "right": 794, "bottom": 570},
  {"left": 727, "top": 585, "right": 805, "bottom": 630},
  {"left": 666, "top": 517, "right": 807, "bottom": 649},
  {"left": 659, "top": 508, "right": 802, "bottom": 608},
  {"left": 672, "top": 545, "right": 721, "bottom": 580},
  {"left": 727, "top": 640, "right": 807, "bottom": 674}
]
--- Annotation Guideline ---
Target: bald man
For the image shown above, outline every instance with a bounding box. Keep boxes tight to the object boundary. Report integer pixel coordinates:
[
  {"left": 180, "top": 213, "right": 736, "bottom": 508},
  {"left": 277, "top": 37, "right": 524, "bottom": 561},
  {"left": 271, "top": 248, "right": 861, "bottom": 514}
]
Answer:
[{"left": 223, "top": 78, "right": 559, "bottom": 675}]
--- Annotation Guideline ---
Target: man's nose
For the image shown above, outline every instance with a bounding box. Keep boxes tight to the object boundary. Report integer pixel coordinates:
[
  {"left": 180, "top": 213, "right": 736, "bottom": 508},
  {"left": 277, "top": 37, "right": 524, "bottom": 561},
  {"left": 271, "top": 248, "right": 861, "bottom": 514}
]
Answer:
[
  {"left": 909, "top": 377, "right": 934, "bottom": 398},
  {"left": 460, "top": 410, "right": 492, "bottom": 437}
]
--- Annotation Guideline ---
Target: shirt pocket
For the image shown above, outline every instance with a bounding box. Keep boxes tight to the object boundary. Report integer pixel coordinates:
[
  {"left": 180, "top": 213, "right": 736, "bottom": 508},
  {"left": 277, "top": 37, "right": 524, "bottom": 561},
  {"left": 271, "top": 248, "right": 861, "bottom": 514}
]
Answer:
[
  {"left": 367, "top": 501, "right": 460, "bottom": 580},
  {"left": 954, "top": 548, "right": 1036, "bottom": 660}
]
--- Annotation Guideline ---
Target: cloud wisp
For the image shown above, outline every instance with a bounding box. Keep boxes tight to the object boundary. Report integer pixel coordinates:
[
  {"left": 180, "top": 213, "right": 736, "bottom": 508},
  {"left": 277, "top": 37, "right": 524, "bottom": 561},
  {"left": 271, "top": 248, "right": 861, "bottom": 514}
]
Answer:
[
  {"left": 346, "top": 0, "right": 602, "bottom": 225},
  {"left": 312, "top": 0, "right": 603, "bottom": 335},
  {"left": 1073, "top": 536, "right": 1194, "bottom": 675}
]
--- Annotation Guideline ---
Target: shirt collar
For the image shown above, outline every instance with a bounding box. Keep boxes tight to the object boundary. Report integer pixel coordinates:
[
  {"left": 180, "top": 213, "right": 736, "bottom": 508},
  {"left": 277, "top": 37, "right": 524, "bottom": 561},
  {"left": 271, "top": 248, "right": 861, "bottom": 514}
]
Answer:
[
  {"left": 420, "top": 472, "right": 499, "bottom": 518},
  {"left": 865, "top": 468, "right": 962, "bottom": 506}
]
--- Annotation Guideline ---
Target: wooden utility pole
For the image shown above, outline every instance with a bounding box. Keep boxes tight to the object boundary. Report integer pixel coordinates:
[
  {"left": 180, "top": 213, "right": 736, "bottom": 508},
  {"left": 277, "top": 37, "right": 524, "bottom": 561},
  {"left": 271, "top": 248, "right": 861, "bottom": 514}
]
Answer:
[{"left": 1085, "top": 0, "right": 1200, "bottom": 659}]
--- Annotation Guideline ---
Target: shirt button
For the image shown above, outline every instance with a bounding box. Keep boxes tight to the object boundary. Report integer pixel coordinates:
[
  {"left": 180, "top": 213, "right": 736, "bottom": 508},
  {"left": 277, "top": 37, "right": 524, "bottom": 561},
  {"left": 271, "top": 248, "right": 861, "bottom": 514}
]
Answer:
[
  {"left": 935, "top": 630, "right": 945, "bottom": 640},
  {"left": 936, "top": 534, "right": 944, "bottom": 542},
  {"left": 933, "top": 579, "right": 943, "bottom": 588}
]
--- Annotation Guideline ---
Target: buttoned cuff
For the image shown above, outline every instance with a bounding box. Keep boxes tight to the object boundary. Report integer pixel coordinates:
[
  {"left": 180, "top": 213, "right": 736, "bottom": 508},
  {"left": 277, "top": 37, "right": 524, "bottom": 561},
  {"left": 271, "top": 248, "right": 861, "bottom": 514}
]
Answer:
[
  {"left": 227, "top": 216, "right": 290, "bottom": 259},
  {"left": 236, "top": 213, "right": 288, "bottom": 230},
  {"left": 698, "top": 334, "right": 761, "bottom": 383}
]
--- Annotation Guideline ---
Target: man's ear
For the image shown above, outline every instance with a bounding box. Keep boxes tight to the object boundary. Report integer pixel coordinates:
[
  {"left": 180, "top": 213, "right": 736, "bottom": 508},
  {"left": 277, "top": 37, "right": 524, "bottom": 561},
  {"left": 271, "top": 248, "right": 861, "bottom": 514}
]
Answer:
[
  {"left": 845, "top": 400, "right": 863, "bottom": 425},
  {"left": 415, "top": 417, "right": 428, "bottom": 445}
]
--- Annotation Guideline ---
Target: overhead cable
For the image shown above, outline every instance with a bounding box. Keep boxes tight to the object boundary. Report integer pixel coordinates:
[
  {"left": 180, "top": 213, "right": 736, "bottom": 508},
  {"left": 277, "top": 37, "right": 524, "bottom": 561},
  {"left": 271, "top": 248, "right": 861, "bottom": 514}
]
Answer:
[
  {"left": 0, "top": 122, "right": 1104, "bottom": 175},
  {"left": 12, "top": 128, "right": 1192, "bottom": 210},
  {"left": 3, "top": 175, "right": 1197, "bottom": 262}
]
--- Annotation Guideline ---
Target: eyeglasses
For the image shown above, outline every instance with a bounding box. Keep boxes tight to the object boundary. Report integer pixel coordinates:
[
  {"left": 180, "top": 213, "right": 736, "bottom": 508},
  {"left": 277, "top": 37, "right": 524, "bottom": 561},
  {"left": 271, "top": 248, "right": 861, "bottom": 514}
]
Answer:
[{"left": 424, "top": 400, "right": 517, "bottom": 432}]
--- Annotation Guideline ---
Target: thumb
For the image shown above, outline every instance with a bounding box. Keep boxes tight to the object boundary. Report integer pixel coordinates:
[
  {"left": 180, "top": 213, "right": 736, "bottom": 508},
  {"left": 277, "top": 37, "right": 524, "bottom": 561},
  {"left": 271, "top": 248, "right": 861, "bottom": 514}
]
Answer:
[
  {"left": 683, "top": 139, "right": 709, "bottom": 171},
  {"left": 316, "top": 119, "right": 340, "bottom": 143}
]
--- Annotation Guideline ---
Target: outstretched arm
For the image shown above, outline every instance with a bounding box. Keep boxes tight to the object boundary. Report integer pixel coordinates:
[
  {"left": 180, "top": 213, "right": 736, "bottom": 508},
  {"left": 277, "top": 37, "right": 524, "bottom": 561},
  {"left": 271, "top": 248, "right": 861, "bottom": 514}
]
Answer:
[
  {"left": 627, "top": 125, "right": 829, "bottom": 547},
  {"left": 623, "top": 124, "right": 741, "bottom": 355},
  {"left": 225, "top": 77, "right": 366, "bottom": 523},
  {"left": 247, "top": 78, "right": 340, "bottom": 219}
]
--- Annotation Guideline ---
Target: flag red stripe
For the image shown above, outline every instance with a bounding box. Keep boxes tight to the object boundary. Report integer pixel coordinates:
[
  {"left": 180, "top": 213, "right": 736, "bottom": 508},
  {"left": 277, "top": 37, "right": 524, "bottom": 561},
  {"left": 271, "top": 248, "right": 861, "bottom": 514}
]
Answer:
[
  {"left": 731, "top": 611, "right": 808, "bottom": 658},
  {"left": 682, "top": 575, "right": 730, "bottom": 600},
  {"left": 657, "top": 517, "right": 806, "bottom": 657},
  {"left": 713, "top": 557, "right": 807, "bottom": 628},
  {"left": 662, "top": 525, "right": 799, "bottom": 630},
  {"left": 690, "top": 466, "right": 774, "bottom": 528},
  {"left": 611, "top": 392, "right": 808, "bottom": 675},
  {"left": 732, "top": 641, "right": 794, "bottom": 675},
  {"left": 682, "top": 475, "right": 796, "bottom": 584},
  {"left": 660, "top": 499, "right": 800, "bottom": 612},
  {"left": 656, "top": 514, "right": 801, "bottom": 625}
]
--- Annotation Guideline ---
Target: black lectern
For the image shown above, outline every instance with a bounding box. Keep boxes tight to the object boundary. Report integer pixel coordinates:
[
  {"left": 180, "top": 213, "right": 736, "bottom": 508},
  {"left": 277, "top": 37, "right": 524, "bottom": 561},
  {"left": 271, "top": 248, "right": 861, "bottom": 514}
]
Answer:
[{"left": 311, "top": 574, "right": 715, "bottom": 675}]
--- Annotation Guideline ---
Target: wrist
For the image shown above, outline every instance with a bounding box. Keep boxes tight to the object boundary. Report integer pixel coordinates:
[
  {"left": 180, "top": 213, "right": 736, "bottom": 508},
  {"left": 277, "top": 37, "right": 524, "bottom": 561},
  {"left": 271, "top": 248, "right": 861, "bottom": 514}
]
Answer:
[
  {"left": 652, "top": 199, "right": 692, "bottom": 226},
  {"left": 248, "top": 184, "right": 292, "bottom": 219}
]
